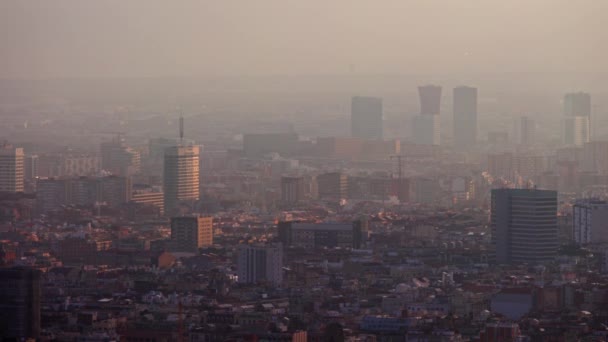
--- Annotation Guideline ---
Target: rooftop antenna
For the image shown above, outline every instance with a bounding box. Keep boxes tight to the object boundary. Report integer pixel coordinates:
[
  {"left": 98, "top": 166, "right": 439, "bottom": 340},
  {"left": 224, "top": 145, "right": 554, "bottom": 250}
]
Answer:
[{"left": 179, "top": 111, "right": 184, "bottom": 145}]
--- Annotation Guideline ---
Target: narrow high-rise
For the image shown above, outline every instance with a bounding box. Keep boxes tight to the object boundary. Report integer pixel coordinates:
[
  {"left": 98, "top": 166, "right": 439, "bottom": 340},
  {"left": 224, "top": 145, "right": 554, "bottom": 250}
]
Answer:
[
  {"left": 453, "top": 86, "right": 478, "bottom": 148},
  {"left": 517, "top": 116, "right": 536, "bottom": 146},
  {"left": 413, "top": 85, "right": 442, "bottom": 145},
  {"left": 491, "top": 189, "right": 558, "bottom": 264},
  {"left": 163, "top": 144, "right": 200, "bottom": 214},
  {"left": 563, "top": 92, "right": 591, "bottom": 146},
  {"left": 418, "top": 85, "right": 442, "bottom": 116},
  {"left": 351, "top": 96, "right": 383, "bottom": 140},
  {"left": 0, "top": 143, "right": 24, "bottom": 193},
  {"left": 564, "top": 92, "right": 591, "bottom": 117}
]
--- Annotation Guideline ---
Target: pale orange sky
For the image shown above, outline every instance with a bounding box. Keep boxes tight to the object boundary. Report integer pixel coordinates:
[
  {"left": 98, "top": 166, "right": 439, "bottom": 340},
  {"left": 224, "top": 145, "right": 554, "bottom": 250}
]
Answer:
[{"left": 0, "top": 0, "right": 606, "bottom": 79}]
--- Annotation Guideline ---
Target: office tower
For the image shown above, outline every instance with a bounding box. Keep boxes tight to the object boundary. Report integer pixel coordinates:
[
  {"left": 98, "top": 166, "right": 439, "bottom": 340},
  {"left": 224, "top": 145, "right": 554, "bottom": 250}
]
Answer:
[
  {"left": 317, "top": 172, "right": 348, "bottom": 200},
  {"left": 564, "top": 92, "right": 591, "bottom": 117},
  {"left": 170, "top": 216, "right": 213, "bottom": 252},
  {"left": 573, "top": 199, "right": 608, "bottom": 245},
  {"left": 563, "top": 92, "right": 591, "bottom": 146},
  {"left": 0, "top": 267, "right": 41, "bottom": 340},
  {"left": 163, "top": 145, "right": 200, "bottom": 214},
  {"left": 351, "top": 96, "right": 383, "bottom": 140},
  {"left": 281, "top": 176, "right": 305, "bottom": 204},
  {"left": 516, "top": 116, "right": 535, "bottom": 146},
  {"left": 131, "top": 185, "right": 164, "bottom": 215},
  {"left": 413, "top": 85, "right": 442, "bottom": 145},
  {"left": 237, "top": 243, "right": 283, "bottom": 286},
  {"left": 242, "top": 133, "right": 299, "bottom": 158},
  {"left": 491, "top": 189, "right": 558, "bottom": 264},
  {"left": 563, "top": 116, "right": 590, "bottom": 146},
  {"left": 24, "top": 154, "right": 38, "bottom": 181},
  {"left": 418, "top": 85, "right": 442, "bottom": 116},
  {"left": 278, "top": 220, "right": 368, "bottom": 249},
  {"left": 453, "top": 86, "right": 478, "bottom": 148},
  {"left": 0, "top": 143, "right": 24, "bottom": 193},
  {"left": 100, "top": 138, "right": 141, "bottom": 176},
  {"left": 412, "top": 115, "right": 440, "bottom": 145}
]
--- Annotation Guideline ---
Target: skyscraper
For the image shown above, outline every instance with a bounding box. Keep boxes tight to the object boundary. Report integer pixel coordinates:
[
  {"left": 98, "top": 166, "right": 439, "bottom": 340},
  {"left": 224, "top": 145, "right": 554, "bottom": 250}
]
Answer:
[
  {"left": 351, "top": 96, "right": 383, "bottom": 140},
  {"left": 563, "top": 116, "right": 590, "bottom": 146},
  {"left": 237, "top": 243, "right": 283, "bottom": 286},
  {"left": 491, "top": 189, "right": 558, "bottom": 264},
  {"left": 516, "top": 116, "right": 535, "bottom": 146},
  {"left": 163, "top": 145, "right": 200, "bottom": 214},
  {"left": 453, "top": 86, "right": 478, "bottom": 148},
  {"left": 413, "top": 85, "right": 442, "bottom": 145},
  {"left": 170, "top": 215, "right": 213, "bottom": 252},
  {"left": 563, "top": 92, "right": 591, "bottom": 146},
  {"left": 418, "top": 85, "right": 442, "bottom": 116},
  {"left": 0, "top": 267, "right": 41, "bottom": 340},
  {"left": 281, "top": 176, "right": 305, "bottom": 204},
  {"left": 564, "top": 92, "right": 591, "bottom": 117},
  {"left": 0, "top": 143, "right": 24, "bottom": 193},
  {"left": 412, "top": 115, "right": 440, "bottom": 145}
]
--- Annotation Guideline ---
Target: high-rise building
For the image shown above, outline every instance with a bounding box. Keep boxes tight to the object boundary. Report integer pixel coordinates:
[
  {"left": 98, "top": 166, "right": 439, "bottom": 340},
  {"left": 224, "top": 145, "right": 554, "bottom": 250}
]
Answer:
[
  {"left": 316, "top": 172, "right": 348, "bottom": 200},
  {"left": 563, "top": 92, "right": 591, "bottom": 146},
  {"left": 412, "top": 115, "right": 440, "bottom": 145},
  {"left": 0, "top": 143, "right": 24, "bottom": 193},
  {"left": 516, "top": 116, "right": 535, "bottom": 146},
  {"left": 237, "top": 243, "right": 283, "bottom": 286},
  {"left": 573, "top": 199, "right": 608, "bottom": 245},
  {"left": 100, "top": 137, "right": 141, "bottom": 176},
  {"left": 170, "top": 215, "right": 213, "bottom": 252},
  {"left": 163, "top": 145, "right": 200, "bottom": 214},
  {"left": 487, "top": 152, "right": 515, "bottom": 180},
  {"left": 563, "top": 116, "right": 590, "bottom": 146},
  {"left": 491, "top": 189, "right": 558, "bottom": 264},
  {"left": 0, "top": 267, "right": 41, "bottom": 340},
  {"left": 413, "top": 85, "right": 442, "bottom": 145},
  {"left": 131, "top": 185, "right": 164, "bottom": 215},
  {"left": 24, "top": 154, "right": 38, "bottom": 181},
  {"left": 564, "top": 92, "right": 591, "bottom": 117},
  {"left": 453, "top": 86, "right": 478, "bottom": 148},
  {"left": 281, "top": 176, "right": 305, "bottom": 204},
  {"left": 351, "top": 96, "right": 383, "bottom": 140},
  {"left": 418, "top": 85, "right": 442, "bottom": 116}
]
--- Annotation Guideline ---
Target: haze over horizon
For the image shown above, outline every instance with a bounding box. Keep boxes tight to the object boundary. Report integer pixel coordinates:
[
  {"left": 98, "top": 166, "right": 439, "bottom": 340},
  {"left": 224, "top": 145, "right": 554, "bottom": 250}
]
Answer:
[{"left": 1, "top": 0, "right": 607, "bottom": 80}]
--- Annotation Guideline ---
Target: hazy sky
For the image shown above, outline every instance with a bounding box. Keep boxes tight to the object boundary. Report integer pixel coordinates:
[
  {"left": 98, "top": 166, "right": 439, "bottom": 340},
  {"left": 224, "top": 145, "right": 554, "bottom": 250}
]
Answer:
[{"left": 1, "top": 0, "right": 606, "bottom": 79}]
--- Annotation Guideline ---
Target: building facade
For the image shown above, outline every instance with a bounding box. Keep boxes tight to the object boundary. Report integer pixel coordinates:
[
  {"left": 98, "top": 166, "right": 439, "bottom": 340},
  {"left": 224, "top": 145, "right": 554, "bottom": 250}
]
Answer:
[
  {"left": 0, "top": 144, "right": 24, "bottom": 193},
  {"left": 237, "top": 243, "right": 283, "bottom": 286},
  {"left": 170, "top": 216, "right": 213, "bottom": 252},
  {"left": 0, "top": 267, "right": 41, "bottom": 340},
  {"left": 163, "top": 145, "right": 200, "bottom": 214},
  {"left": 491, "top": 189, "right": 558, "bottom": 264}
]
